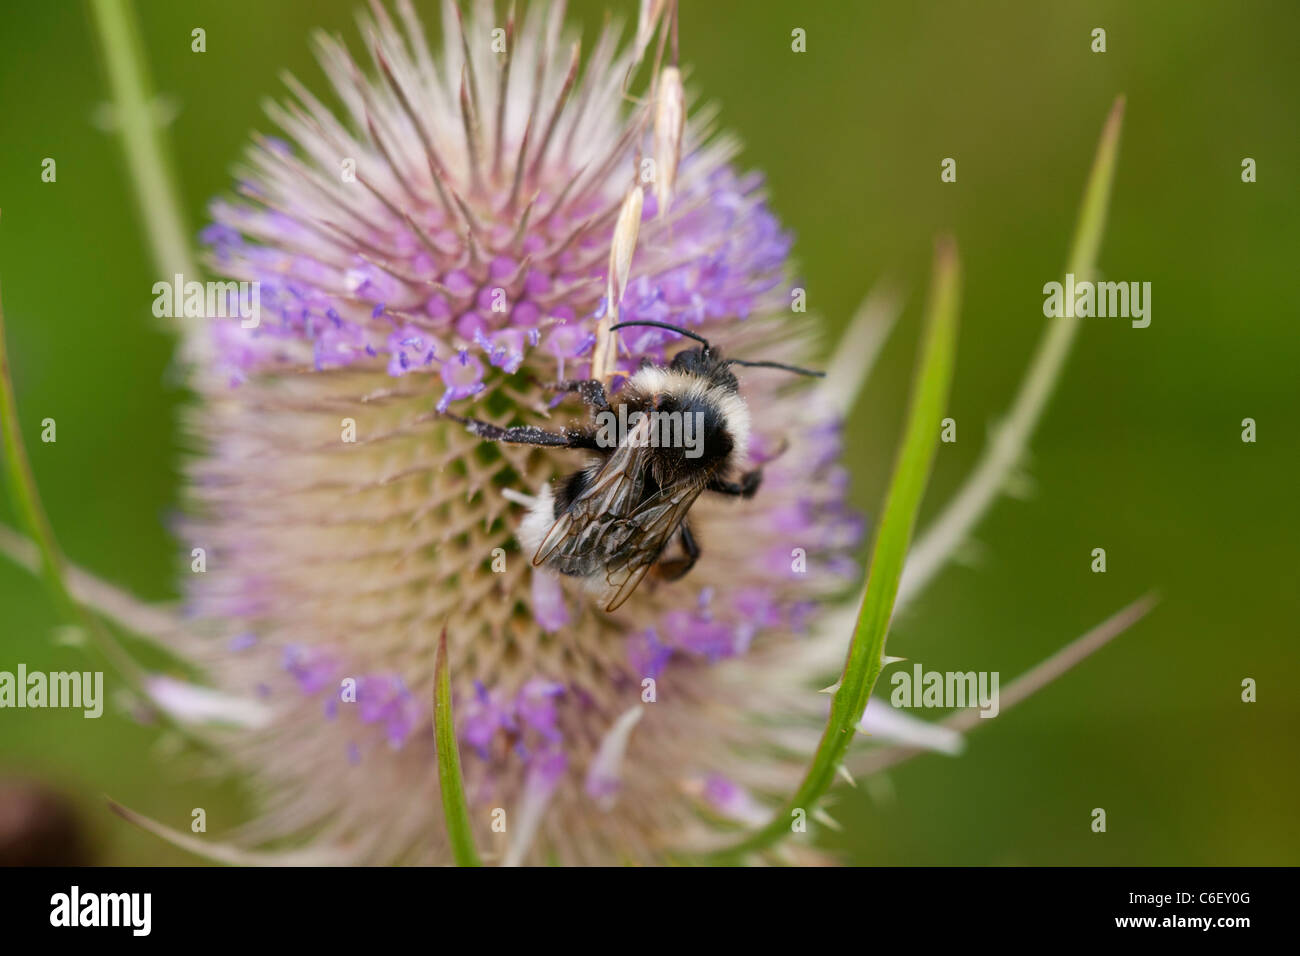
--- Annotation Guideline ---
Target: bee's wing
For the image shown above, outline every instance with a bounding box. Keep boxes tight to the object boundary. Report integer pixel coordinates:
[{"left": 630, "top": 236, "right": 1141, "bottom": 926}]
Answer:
[
  {"left": 533, "top": 414, "right": 655, "bottom": 566},
  {"left": 601, "top": 481, "right": 706, "bottom": 612}
]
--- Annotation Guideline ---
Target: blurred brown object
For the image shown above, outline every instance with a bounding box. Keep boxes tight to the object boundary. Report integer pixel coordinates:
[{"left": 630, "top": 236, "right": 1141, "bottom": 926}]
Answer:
[{"left": 0, "top": 778, "right": 92, "bottom": 866}]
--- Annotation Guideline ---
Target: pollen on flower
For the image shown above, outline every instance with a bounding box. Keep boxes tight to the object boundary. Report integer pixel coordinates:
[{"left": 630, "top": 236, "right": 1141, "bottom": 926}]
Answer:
[{"left": 177, "top": 0, "right": 862, "bottom": 865}]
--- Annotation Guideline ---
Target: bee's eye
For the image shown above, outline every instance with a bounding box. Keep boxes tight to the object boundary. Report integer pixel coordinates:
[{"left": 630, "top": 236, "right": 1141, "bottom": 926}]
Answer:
[{"left": 669, "top": 347, "right": 707, "bottom": 373}]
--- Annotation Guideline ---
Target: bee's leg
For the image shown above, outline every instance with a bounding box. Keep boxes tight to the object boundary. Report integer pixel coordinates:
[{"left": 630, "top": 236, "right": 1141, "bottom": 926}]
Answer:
[
  {"left": 657, "top": 522, "right": 701, "bottom": 581},
  {"left": 707, "top": 469, "right": 762, "bottom": 499},
  {"left": 444, "top": 413, "right": 600, "bottom": 449},
  {"left": 547, "top": 378, "right": 610, "bottom": 411}
]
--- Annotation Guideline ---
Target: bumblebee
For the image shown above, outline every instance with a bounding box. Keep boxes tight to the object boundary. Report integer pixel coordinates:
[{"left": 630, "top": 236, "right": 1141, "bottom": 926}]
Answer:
[{"left": 449, "top": 320, "right": 821, "bottom": 611}]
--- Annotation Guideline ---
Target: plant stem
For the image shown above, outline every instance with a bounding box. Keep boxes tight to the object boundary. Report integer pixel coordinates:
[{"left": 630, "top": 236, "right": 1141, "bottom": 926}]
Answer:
[
  {"left": 854, "top": 593, "right": 1157, "bottom": 777},
  {"left": 88, "top": 0, "right": 206, "bottom": 363}
]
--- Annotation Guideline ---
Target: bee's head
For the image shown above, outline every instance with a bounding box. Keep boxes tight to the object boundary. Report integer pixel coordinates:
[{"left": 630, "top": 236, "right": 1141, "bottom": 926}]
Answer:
[{"left": 668, "top": 346, "right": 739, "bottom": 393}]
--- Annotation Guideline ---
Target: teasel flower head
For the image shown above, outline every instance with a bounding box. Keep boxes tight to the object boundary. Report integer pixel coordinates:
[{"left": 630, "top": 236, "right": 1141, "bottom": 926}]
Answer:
[{"left": 167, "top": 0, "right": 874, "bottom": 866}]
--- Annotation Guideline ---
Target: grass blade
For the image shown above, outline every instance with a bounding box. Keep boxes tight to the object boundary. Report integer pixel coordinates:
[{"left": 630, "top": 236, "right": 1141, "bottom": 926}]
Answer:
[
  {"left": 1, "top": 275, "right": 223, "bottom": 754},
  {"left": 433, "top": 628, "right": 482, "bottom": 867},
  {"left": 0, "top": 278, "right": 144, "bottom": 687},
  {"left": 705, "top": 237, "right": 962, "bottom": 861},
  {"left": 899, "top": 95, "right": 1125, "bottom": 609}
]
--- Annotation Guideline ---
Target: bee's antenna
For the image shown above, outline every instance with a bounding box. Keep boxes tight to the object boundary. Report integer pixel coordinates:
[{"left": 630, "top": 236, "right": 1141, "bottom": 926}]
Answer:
[
  {"left": 608, "top": 320, "right": 711, "bottom": 349},
  {"left": 726, "top": 358, "right": 825, "bottom": 378}
]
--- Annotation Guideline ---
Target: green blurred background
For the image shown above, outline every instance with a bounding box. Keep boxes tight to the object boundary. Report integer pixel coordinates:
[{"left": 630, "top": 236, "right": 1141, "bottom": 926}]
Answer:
[{"left": 1, "top": 0, "right": 1296, "bottom": 865}]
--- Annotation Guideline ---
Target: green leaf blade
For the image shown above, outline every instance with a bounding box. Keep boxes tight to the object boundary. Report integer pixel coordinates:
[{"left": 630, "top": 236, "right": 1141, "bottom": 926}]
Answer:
[
  {"left": 0, "top": 281, "right": 144, "bottom": 686},
  {"left": 433, "top": 628, "right": 482, "bottom": 867},
  {"left": 900, "top": 95, "right": 1125, "bottom": 609},
  {"left": 705, "top": 238, "right": 962, "bottom": 862}
]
